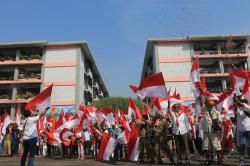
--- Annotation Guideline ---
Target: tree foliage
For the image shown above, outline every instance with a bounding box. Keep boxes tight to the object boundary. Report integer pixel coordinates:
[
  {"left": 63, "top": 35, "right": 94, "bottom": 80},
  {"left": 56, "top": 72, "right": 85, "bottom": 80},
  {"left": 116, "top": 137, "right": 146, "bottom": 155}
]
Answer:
[{"left": 95, "top": 97, "right": 144, "bottom": 112}]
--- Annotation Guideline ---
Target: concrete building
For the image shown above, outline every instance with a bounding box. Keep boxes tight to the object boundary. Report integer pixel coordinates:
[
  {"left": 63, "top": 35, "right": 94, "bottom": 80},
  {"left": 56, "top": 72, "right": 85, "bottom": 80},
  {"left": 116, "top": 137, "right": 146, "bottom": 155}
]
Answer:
[
  {"left": 141, "top": 34, "right": 250, "bottom": 102},
  {"left": 0, "top": 41, "right": 108, "bottom": 119}
]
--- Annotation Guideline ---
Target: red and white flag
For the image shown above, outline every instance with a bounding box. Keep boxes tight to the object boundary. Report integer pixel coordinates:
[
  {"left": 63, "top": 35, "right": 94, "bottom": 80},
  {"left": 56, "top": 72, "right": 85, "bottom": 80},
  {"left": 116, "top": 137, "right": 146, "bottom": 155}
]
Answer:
[
  {"left": 217, "top": 81, "right": 235, "bottom": 111},
  {"left": 97, "top": 133, "right": 118, "bottom": 161},
  {"left": 59, "top": 128, "right": 74, "bottom": 146},
  {"left": 45, "top": 131, "right": 61, "bottom": 145},
  {"left": 127, "top": 98, "right": 142, "bottom": 121},
  {"left": 242, "top": 79, "right": 250, "bottom": 104},
  {"left": 128, "top": 123, "right": 140, "bottom": 161},
  {"left": 16, "top": 104, "right": 21, "bottom": 130},
  {"left": 96, "top": 106, "right": 114, "bottom": 125},
  {"left": 190, "top": 57, "right": 200, "bottom": 99},
  {"left": 56, "top": 109, "right": 65, "bottom": 130},
  {"left": 129, "top": 72, "right": 167, "bottom": 99},
  {"left": 25, "top": 84, "right": 53, "bottom": 111},
  {"left": 1, "top": 112, "right": 12, "bottom": 136}
]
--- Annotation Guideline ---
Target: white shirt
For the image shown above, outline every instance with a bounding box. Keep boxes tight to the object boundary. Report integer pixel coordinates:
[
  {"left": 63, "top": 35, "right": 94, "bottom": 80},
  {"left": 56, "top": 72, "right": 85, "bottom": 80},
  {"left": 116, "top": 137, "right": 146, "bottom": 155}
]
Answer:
[
  {"left": 23, "top": 116, "right": 39, "bottom": 140},
  {"left": 83, "top": 130, "right": 91, "bottom": 141},
  {"left": 168, "top": 110, "right": 191, "bottom": 135},
  {"left": 236, "top": 104, "right": 250, "bottom": 132}
]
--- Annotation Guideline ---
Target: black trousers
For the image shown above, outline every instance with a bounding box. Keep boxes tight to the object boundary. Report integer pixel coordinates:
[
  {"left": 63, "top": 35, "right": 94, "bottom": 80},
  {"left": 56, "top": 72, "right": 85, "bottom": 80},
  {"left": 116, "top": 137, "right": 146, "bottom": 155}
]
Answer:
[
  {"left": 20, "top": 137, "right": 37, "bottom": 166},
  {"left": 174, "top": 133, "right": 190, "bottom": 162}
]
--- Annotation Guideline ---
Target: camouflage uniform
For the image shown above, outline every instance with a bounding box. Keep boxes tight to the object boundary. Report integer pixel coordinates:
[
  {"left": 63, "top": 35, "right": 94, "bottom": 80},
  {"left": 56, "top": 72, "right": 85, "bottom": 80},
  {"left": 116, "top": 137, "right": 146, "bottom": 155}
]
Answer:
[
  {"left": 136, "top": 118, "right": 154, "bottom": 162},
  {"left": 154, "top": 118, "right": 174, "bottom": 163}
]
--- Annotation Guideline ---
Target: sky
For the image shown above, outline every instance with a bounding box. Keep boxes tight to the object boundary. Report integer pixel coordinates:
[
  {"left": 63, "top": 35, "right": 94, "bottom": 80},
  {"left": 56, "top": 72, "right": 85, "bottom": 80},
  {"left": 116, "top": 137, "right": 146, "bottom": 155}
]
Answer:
[{"left": 0, "top": 0, "right": 250, "bottom": 97}]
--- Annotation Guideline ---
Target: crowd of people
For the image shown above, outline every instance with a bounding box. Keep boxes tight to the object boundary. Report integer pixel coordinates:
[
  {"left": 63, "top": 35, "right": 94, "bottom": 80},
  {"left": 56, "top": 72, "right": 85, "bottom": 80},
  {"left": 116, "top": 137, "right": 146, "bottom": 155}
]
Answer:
[{"left": 0, "top": 95, "right": 250, "bottom": 166}]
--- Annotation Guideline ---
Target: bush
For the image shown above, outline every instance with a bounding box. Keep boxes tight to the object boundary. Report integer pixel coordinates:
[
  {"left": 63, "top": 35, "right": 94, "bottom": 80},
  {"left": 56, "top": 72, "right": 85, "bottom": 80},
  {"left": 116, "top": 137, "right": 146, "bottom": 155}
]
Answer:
[
  {"left": 30, "top": 54, "right": 41, "bottom": 60},
  {"left": 94, "top": 97, "right": 144, "bottom": 112},
  {"left": 25, "top": 92, "right": 34, "bottom": 99},
  {"left": 20, "top": 55, "right": 30, "bottom": 60}
]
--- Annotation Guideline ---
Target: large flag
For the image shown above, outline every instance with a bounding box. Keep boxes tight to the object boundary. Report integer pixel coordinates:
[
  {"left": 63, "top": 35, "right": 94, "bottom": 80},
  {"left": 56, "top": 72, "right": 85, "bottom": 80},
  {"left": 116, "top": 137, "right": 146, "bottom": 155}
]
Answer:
[
  {"left": 242, "top": 79, "right": 250, "bottom": 104},
  {"left": 59, "top": 128, "right": 74, "bottom": 146},
  {"left": 190, "top": 57, "right": 200, "bottom": 99},
  {"left": 45, "top": 131, "right": 61, "bottom": 145},
  {"left": 97, "top": 133, "right": 118, "bottom": 161},
  {"left": 25, "top": 84, "right": 53, "bottom": 111},
  {"left": 217, "top": 79, "right": 236, "bottom": 111},
  {"left": 16, "top": 104, "right": 21, "bottom": 130},
  {"left": 96, "top": 106, "right": 114, "bottom": 124},
  {"left": 129, "top": 72, "right": 167, "bottom": 99},
  {"left": 128, "top": 123, "right": 140, "bottom": 161},
  {"left": 1, "top": 112, "right": 12, "bottom": 136},
  {"left": 127, "top": 98, "right": 142, "bottom": 121}
]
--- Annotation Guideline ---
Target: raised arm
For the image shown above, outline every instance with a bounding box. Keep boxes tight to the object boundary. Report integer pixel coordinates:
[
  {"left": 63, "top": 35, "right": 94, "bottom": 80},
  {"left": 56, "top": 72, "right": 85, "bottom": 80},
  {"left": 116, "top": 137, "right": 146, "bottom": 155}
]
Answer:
[{"left": 39, "top": 107, "right": 50, "bottom": 119}]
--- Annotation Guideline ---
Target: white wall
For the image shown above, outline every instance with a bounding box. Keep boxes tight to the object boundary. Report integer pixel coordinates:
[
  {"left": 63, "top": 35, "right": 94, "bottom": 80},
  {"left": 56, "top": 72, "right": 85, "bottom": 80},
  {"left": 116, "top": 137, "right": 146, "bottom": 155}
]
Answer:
[
  {"left": 44, "top": 67, "right": 76, "bottom": 82},
  {"left": 165, "top": 82, "right": 192, "bottom": 98},
  {"left": 155, "top": 44, "right": 191, "bottom": 58},
  {"left": 51, "top": 86, "right": 76, "bottom": 102},
  {"left": 159, "top": 62, "right": 191, "bottom": 77},
  {"left": 155, "top": 44, "right": 193, "bottom": 98},
  {"left": 43, "top": 48, "right": 78, "bottom": 104},
  {"left": 45, "top": 48, "right": 77, "bottom": 63}
]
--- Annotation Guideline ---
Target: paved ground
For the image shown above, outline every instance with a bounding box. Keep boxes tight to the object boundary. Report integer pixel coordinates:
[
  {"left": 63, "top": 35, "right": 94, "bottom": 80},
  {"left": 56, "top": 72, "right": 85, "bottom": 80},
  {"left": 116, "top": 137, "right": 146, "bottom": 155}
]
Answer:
[{"left": 0, "top": 154, "right": 249, "bottom": 166}]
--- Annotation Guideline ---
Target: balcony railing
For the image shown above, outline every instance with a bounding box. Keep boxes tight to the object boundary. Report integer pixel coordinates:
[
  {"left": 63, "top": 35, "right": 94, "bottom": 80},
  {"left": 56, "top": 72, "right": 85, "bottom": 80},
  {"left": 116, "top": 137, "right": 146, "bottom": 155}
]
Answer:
[
  {"left": 200, "top": 68, "right": 221, "bottom": 74},
  {"left": 194, "top": 50, "right": 218, "bottom": 55}
]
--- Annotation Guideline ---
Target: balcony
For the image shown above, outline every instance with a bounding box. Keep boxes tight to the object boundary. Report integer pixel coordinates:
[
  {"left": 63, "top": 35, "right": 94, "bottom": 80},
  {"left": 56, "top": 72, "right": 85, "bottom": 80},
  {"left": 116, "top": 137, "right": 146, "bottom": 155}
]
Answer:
[{"left": 0, "top": 68, "right": 14, "bottom": 81}]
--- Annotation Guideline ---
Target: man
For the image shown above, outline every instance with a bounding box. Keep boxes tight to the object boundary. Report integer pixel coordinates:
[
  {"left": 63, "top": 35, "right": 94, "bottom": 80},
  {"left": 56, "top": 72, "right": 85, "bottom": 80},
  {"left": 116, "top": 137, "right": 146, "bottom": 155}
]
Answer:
[
  {"left": 153, "top": 112, "right": 175, "bottom": 164},
  {"left": 233, "top": 98, "right": 250, "bottom": 166},
  {"left": 136, "top": 114, "right": 154, "bottom": 163},
  {"left": 200, "top": 97, "right": 222, "bottom": 166},
  {"left": 20, "top": 107, "right": 49, "bottom": 166},
  {"left": 167, "top": 100, "right": 191, "bottom": 166}
]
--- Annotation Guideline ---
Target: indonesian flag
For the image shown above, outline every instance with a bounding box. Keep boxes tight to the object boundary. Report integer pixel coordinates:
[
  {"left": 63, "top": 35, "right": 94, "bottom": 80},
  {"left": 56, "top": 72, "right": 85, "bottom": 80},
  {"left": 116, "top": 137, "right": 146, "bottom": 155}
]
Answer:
[
  {"left": 230, "top": 69, "right": 250, "bottom": 92},
  {"left": 80, "top": 104, "right": 97, "bottom": 121},
  {"left": 45, "top": 131, "right": 61, "bottom": 145},
  {"left": 1, "top": 112, "right": 12, "bottom": 136},
  {"left": 96, "top": 106, "right": 114, "bottom": 125},
  {"left": 57, "top": 113, "right": 79, "bottom": 131},
  {"left": 129, "top": 72, "right": 167, "bottom": 99},
  {"left": 217, "top": 82, "right": 235, "bottom": 111},
  {"left": 128, "top": 123, "right": 140, "bottom": 161},
  {"left": 60, "top": 128, "right": 74, "bottom": 146},
  {"left": 190, "top": 57, "right": 200, "bottom": 99},
  {"left": 117, "top": 129, "right": 130, "bottom": 145},
  {"left": 242, "top": 79, "right": 250, "bottom": 104},
  {"left": 117, "top": 116, "right": 130, "bottom": 144},
  {"left": 16, "top": 104, "right": 21, "bottom": 130},
  {"left": 152, "top": 97, "right": 168, "bottom": 115},
  {"left": 89, "top": 124, "right": 100, "bottom": 138},
  {"left": 25, "top": 84, "right": 53, "bottom": 111},
  {"left": 46, "top": 116, "right": 56, "bottom": 132},
  {"left": 127, "top": 98, "right": 142, "bottom": 121},
  {"left": 55, "top": 109, "right": 65, "bottom": 130},
  {"left": 65, "top": 111, "right": 72, "bottom": 121},
  {"left": 75, "top": 116, "right": 83, "bottom": 138},
  {"left": 97, "top": 133, "right": 118, "bottom": 161},
  {"left": 38, "top": 117, "right": 45, "bottom": 134}
]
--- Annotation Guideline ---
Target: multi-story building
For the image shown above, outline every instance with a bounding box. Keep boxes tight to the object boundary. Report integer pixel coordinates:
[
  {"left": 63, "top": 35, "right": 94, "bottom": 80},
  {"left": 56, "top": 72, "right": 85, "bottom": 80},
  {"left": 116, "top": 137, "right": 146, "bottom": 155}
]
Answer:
[
  {"left": 0, "top": 41, "right": 108, "bottom": 119},
  {"left": 141, "top": 34, "right": 250, "bottom": 103}
]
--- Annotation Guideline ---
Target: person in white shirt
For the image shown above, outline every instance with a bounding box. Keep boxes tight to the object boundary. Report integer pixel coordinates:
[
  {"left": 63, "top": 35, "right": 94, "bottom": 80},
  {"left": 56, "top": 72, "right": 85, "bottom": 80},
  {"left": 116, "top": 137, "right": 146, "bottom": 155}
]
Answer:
[
  {"left": 167, "top": 100, "right": 192, "bottom": 166},
  {"left": 83, "top": 127, "right": 91, "bottom": 155},
  {"left": 20, "top": 107, "right": 49, "bottom": 166},
  {"left": 234, "top": 99, "right": 250, "bottom": 166}
]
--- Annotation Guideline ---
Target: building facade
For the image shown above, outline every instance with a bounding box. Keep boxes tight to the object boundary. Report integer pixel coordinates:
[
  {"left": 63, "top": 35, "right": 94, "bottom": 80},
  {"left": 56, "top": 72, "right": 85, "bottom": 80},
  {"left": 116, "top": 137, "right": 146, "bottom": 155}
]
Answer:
[
  {"left": 141, "top": 34, "right": 250, "bottom": 102},
  {"left": 0, "top": 41, "right": 108, "bottom": 119}
]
